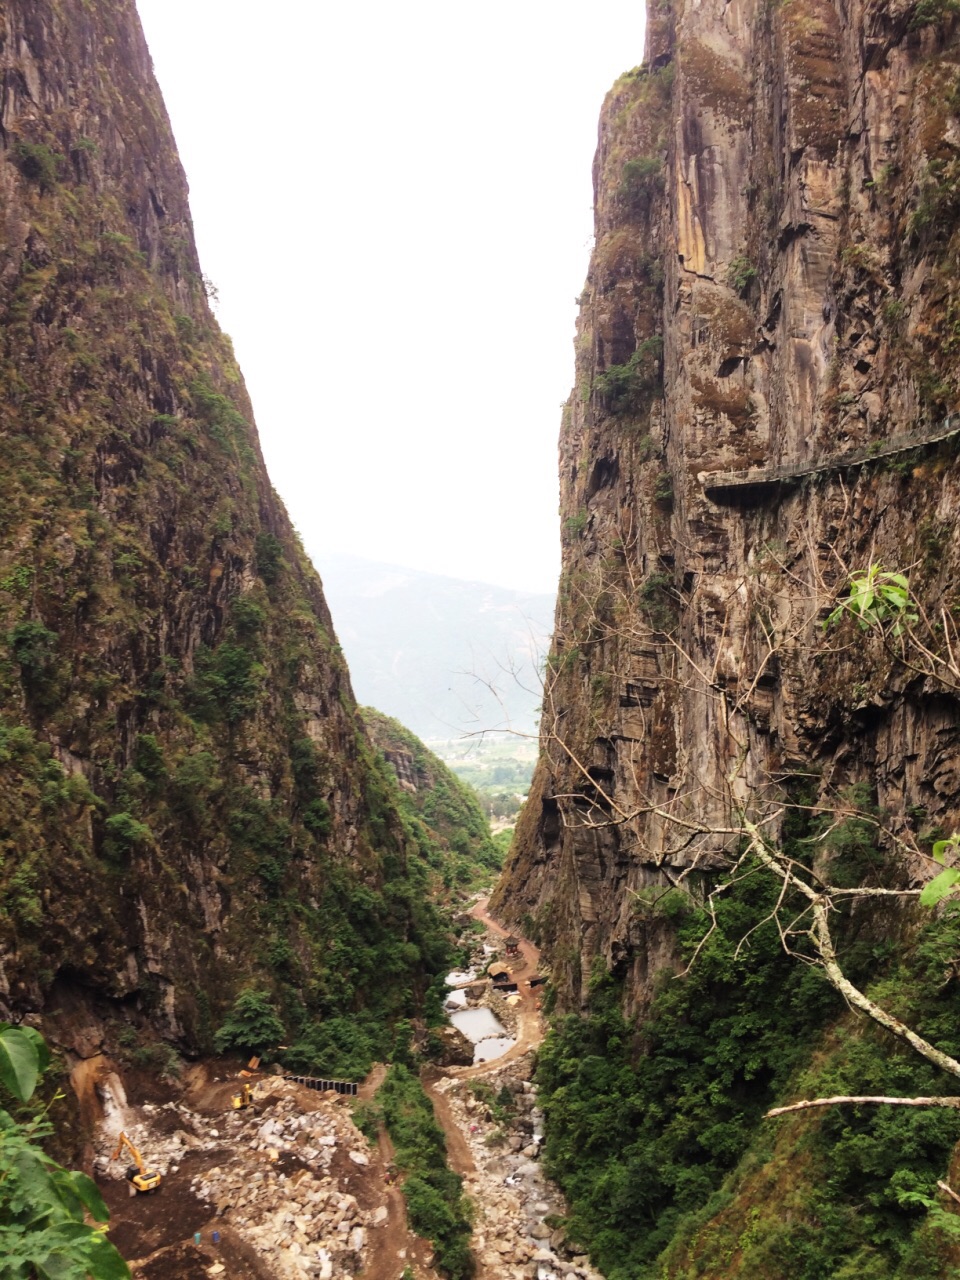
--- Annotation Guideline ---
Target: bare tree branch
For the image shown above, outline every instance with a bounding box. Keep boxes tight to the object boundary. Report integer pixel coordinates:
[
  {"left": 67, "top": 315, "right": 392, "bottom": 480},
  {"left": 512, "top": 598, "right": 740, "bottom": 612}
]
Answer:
[{"left": 766, "top": 1096, "right": 960, "bottom": 1118}]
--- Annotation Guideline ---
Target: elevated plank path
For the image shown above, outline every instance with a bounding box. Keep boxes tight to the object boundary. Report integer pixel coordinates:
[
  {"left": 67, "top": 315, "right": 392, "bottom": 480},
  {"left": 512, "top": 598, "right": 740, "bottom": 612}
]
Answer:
[{"left": 699, "top": 414, "right": 960, "bottom": 503}]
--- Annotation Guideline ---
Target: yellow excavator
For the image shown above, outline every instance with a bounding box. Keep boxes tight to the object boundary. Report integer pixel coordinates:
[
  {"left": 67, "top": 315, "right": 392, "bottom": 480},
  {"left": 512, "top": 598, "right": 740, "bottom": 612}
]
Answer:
[
  {"left": 231, "top": 1082, "right": 255, "bottom": 1111},
  {"left": 111, "top": 1132, "right": 162, "bottom": 1194}
]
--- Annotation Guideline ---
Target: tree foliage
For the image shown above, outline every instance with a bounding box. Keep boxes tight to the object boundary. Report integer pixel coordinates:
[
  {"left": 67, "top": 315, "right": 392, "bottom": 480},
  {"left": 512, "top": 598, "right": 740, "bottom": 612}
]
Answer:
[
  {"left": 379, "top": 1064, "right": 474, "bottom": 1279},
  {"left": 214, "top": 989, "right": 285, "bottom": 1056},
  {"left": 0, "top": 1024, "right": 129, "bottom": 1279},
  {"left": 825, "top": 563, "right": 920, "bottom": 635}
]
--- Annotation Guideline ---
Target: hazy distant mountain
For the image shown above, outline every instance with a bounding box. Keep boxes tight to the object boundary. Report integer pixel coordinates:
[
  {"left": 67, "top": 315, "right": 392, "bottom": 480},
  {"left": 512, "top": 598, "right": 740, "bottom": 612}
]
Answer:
[{"left": 314, "top": 554, "right": 554, "bottom": 739}]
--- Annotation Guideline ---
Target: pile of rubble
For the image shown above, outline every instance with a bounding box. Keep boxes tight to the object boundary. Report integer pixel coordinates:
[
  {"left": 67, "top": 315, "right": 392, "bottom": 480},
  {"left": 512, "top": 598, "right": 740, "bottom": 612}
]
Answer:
[
  {"left": 94, "top": 1078, "right": 391, "bottom": 1279},
  {"left": 435, "top": 1056, "right": 605, "bottom": 1280},
  {"left": 192, "top": 1089, "right": 384, "bottom": 1279}
]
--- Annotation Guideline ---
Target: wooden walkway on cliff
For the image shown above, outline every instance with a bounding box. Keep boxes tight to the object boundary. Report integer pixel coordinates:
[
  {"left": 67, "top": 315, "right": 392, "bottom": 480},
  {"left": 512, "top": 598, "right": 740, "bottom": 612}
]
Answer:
[{"left": 699, "top": 414, "right": 960, "bottom": 503}]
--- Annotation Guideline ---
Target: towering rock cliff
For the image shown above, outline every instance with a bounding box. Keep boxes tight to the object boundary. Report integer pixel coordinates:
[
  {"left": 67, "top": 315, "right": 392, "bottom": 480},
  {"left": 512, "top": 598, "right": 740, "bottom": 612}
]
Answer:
[
  {"left": 497, "top": 0, "right": 960, "bottom": 1009},
  {"left": 0, "top": 0, "right": 444, "bottom": 1058},
  {"left": 494, "top": 0, "right": 960, "bottom": 1273}
]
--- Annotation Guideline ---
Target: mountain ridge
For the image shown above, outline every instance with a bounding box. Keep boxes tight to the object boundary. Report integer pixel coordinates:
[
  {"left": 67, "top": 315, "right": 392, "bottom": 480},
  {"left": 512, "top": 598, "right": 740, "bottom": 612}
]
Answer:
[{"left": 314, "top": 552, "right": 554, "bottom": 740}]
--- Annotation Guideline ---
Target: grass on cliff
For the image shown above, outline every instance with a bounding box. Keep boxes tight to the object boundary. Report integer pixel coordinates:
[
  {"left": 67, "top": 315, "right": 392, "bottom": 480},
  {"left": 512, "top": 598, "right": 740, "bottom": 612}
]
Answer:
[
  {"left": 0, "top": 141, "right": 465, "bottom": 1059},
  {"left": 362, "top": 708, "right": 504, "bottom": 892}
]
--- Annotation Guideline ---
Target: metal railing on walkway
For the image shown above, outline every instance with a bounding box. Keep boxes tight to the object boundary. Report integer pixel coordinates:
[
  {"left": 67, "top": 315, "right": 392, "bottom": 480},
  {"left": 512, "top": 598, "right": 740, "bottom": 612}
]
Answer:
[
  {"left": 283, "top": 1074, "right": 358, "bottom": 1096},
  {"left": 698, "top": 413, "right": 960, "bottom": 501}
]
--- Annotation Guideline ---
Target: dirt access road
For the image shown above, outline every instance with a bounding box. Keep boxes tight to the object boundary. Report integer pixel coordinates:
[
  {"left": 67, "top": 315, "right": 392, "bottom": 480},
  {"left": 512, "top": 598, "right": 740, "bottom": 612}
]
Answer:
[
  {"left": 422, "top": 899, "right": 546, "bottom": 1280},
  {"left": 355, "top": 1064, "right": 441, "bottom": 1280},
  {"left": 455, "top": 897, "right": 543, "bottom": 1078}
]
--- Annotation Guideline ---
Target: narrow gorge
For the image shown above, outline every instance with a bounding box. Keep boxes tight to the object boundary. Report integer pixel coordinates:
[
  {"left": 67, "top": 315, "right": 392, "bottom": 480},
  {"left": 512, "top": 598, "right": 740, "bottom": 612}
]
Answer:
[{"left": 4, "top": 0, "right": 960, "bottom": 1279}]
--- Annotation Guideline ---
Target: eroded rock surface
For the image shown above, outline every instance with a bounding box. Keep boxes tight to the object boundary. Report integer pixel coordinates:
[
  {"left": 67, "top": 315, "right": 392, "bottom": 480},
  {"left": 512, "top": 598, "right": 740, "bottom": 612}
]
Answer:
[{"left": 494, "top": 0, "right": 960, "bottom": 1017}]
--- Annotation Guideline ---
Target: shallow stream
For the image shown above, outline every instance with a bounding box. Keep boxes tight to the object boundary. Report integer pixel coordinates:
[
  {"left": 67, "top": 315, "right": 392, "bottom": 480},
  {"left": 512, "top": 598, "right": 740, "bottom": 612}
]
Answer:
[{"left": 448, "top": 996, "right": 516, "bottom": 1063}]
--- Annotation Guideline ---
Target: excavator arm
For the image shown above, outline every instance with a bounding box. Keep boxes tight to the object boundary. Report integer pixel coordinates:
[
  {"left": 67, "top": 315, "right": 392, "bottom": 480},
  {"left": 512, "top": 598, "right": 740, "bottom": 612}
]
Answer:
[{"left": 111, "top": 1131, "right": 162, "bottom": 1194}]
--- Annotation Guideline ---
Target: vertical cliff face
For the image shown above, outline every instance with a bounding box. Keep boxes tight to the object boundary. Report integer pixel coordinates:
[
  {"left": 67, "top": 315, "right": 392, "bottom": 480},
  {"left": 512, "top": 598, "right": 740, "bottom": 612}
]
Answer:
[
  {"left": 495, "top": 0, "right": 960, "bottom": 1009},
  {"left": 0, "top": 0, "right": 442, "bottom": 1054}
]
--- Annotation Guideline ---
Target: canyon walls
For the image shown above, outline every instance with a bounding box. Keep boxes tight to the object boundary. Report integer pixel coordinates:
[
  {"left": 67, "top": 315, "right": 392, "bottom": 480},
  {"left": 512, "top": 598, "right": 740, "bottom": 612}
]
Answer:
[
  {"left": 496, "top": 0, "right": 960, "bottom": 1016},
  {"left": 0, "top": 0, "right": 444, "bottom": 1058},
  {"left": 494, "top": 2, "right": 960, "bottom": 1271}
]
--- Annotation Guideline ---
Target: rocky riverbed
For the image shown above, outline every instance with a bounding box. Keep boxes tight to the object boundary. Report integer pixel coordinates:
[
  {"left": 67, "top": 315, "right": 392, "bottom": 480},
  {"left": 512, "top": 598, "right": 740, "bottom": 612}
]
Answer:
[{"left": 435, "top": 1053, "right": 605, "bottom": 1280}]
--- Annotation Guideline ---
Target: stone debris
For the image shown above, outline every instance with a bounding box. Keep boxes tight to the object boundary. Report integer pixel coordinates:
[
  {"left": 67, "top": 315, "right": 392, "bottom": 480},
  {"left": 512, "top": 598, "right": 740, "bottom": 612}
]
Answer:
[
  {"left": 93, "top": 1079, "right": 387, "bottom": 1279},
  {"left": 436, "top": 1055, "right": 606, "bottom": 1280}
]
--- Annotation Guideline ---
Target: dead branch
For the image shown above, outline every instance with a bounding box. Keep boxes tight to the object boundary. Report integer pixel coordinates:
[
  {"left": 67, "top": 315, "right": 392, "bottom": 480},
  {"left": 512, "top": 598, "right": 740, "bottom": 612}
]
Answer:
[{"left": 766, "top": 1096, "right": 960, "bottom": 1118}]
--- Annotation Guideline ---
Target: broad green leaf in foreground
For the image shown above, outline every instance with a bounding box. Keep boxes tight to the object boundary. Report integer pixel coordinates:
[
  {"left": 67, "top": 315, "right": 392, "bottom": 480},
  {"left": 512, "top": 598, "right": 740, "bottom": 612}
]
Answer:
[{"left": 0, "top": 1025, "right": 40, "bottom": 1102}]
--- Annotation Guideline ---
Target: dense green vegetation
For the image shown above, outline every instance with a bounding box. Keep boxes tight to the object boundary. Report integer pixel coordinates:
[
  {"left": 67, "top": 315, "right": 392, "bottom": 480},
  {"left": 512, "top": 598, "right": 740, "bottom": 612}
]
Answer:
[
  {"left": 0, "top": 2, "right": 471, "bottom": 1069},
  {"left": 207, "top": 717, "right": 510, "bottom": 1082},
  {"left": 435, "top": 735, "right": 537, "bottom": 824},
  {"left": 537, "top": 863, "right": 960, "bottom": 1279},
  {"left": 379, "top": 1063, "right": 475, "bottom": 1279},
  {"left": 362, "top": 709, "right": 504, "bottom": 891}
]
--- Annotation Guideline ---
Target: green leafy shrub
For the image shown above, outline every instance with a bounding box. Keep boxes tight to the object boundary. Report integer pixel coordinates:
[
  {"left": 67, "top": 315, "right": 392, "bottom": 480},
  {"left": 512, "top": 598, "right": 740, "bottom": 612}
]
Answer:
[
  {"left": 102, "top": 812, "right": 153, "bottom": 858},
  {"left": 170, "top": 751, "right": 221, "bottom": 824},
  {"left": 230, "top": 595, "right": 267, "bottom": 640},
  {"left": 191, "top": 641, "right": 265, "bottom": 724},
  {"left": 352, "top": 1100, "right": 383, "bottom": 1140},
  {"left": 0, "top": 564, "right": 34, "bottom": 597},
  {"left": 255, "top": 532, "right": 285, "bottom": 585},
  {"left": 593, "top": 337, "right": 663, "bottom": 416},
  {"left": 284, "top": 1016, "right": 380, "bottom": 1080},
  {"left": 0, "top": 1023, "right": 129, "bottom": 1279},
  {"left": 13, "top": 141, "right": 62, "bottom": 190},
  {"left": 189, "top": 375, "right": 249, "bottom": 450},
  {"left": 825, "top": 564, "right": 919, "bottom": 636},
  {"left": 8, "top": 621, "right": 58, "bottom": 697},
  {"left": 132, "top": 733, "right": 166, "bottom": 786},
  {"left": 638, "top": 572, "right": 678, "bottom": 632},
  {"left": 910, "top": 0, "right": 960, "bottom": 27},
  {"left": 619, "top": 155, "right": 664, "bottom": 214},
  {"left": 727, "top": 253, "right": 757, "bottom": 293},
  {"left": 537, "top": 865, "right": 841, "bottom": 1278},
  {"left": 303, "top": 797, "right": 332, "bottom": 837},
  {"left": 214, "top": 990, "right": 285, "bottom": 1057}
]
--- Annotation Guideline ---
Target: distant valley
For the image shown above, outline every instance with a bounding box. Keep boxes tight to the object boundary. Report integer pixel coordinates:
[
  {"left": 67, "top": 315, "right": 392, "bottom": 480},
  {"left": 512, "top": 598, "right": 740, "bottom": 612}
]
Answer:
[{"left": 314, "top": 553, "right": 554, "bottom": 739}]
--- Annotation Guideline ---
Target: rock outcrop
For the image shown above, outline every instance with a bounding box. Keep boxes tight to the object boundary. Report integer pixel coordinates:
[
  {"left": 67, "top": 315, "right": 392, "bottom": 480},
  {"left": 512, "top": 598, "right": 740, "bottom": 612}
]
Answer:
[
  {"left": 495, "top": 0, "right": 960, "bottom": 1015},
  {"left": 0, "top": 0, "right": 439, "bottom": 1054}
]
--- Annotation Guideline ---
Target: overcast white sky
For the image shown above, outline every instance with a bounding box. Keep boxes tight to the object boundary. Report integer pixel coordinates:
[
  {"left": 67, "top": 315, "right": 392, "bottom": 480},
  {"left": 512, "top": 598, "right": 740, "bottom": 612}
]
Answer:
[{"left": 135, "top": 1, "right": 646, "bottom": 594}]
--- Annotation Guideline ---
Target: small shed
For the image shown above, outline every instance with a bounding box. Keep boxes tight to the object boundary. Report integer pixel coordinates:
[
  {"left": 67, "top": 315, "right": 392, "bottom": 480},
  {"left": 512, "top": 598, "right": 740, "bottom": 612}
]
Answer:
[
  {"left": 504, "top": 935, "right": 521, "bottom": 956},
  {"left": 488, "top": 963, "right": 510, "bottom": 984}
]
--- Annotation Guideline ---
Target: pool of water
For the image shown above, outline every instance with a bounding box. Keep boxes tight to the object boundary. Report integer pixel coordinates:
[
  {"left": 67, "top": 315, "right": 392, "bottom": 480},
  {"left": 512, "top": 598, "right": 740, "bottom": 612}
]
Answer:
[
  {"left": 444, "top": 989, "right": 468, "bottom": 1010},
  {"left": 450, "top": 1006, "right": 505, "bottom": 1041},
  {"left": 473, "top": 1036, "right": 514, "bottom": 1064},
  {"left": 449, "top": 1007, "right": 516, "bottom": 1063},
  {"left": 445, "top": 969, "right": 477, "bottom": 987}
]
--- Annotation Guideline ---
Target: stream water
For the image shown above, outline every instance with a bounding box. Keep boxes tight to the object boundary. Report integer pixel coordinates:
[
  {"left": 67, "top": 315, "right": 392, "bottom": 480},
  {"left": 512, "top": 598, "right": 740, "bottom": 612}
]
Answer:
[{"left": 449, "top": 1005, "right": 515, "bottom": 1064}]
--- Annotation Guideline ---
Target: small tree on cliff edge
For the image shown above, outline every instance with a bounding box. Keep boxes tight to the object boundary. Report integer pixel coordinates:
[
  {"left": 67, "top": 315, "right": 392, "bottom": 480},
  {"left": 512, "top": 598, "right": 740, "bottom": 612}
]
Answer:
[{"left": 214, "top": 989, "right": 285, "bottom": 1058}]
